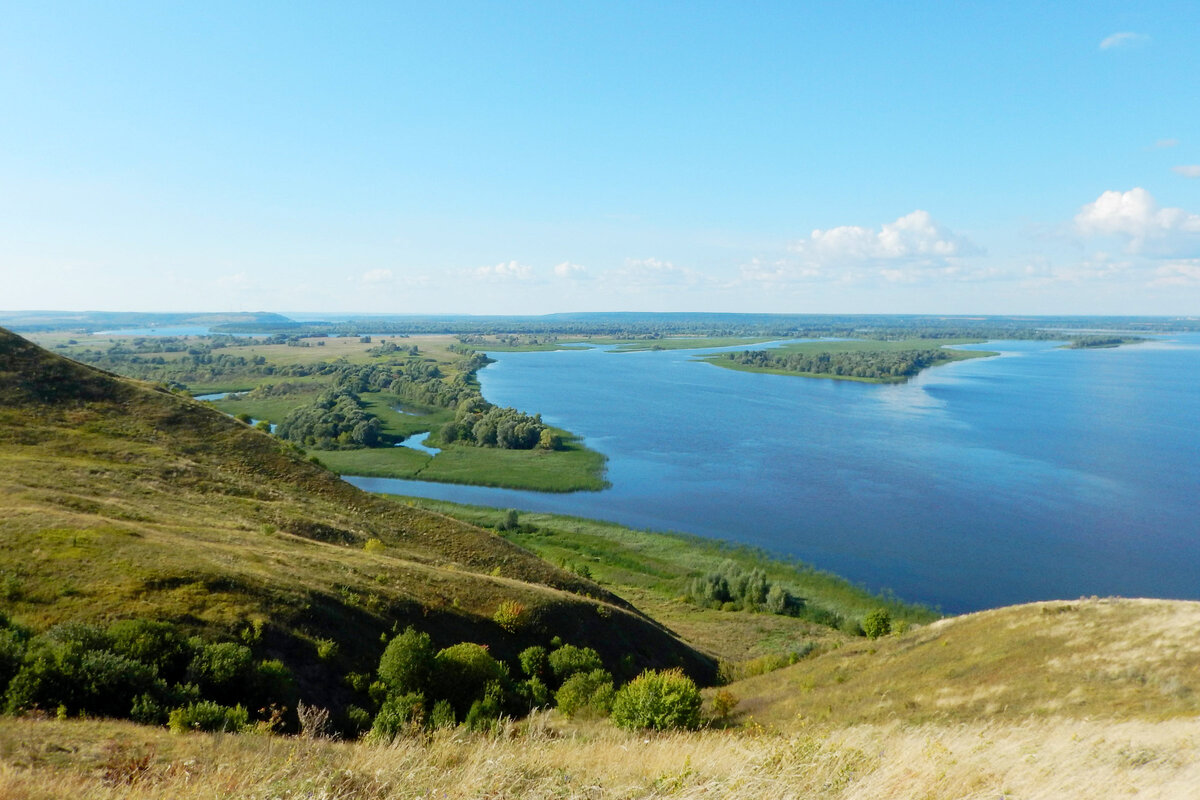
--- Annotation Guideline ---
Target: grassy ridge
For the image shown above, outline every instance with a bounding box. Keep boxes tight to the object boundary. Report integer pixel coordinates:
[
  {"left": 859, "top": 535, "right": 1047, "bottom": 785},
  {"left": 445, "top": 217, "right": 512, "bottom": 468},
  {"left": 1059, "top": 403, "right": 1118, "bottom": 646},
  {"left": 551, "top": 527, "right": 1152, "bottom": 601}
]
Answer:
[{"left": 730, "top": 597, "right": 1200, "bottom": 727}]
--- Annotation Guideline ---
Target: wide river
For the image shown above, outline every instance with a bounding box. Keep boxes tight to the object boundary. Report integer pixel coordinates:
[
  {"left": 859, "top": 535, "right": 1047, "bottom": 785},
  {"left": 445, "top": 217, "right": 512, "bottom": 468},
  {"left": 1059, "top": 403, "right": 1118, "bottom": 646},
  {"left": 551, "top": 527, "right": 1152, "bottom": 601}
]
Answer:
[{"left": 347, "top": 335, "right": 1200, "bottom": 613}]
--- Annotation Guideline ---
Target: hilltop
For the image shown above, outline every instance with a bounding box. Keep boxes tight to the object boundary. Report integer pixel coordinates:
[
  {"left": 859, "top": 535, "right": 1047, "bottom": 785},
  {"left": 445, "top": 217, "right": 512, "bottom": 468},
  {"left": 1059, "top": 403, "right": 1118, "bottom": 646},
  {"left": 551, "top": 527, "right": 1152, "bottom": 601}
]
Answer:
[{"left": 0, "top": 327, "right": 713, "bottom": 722}]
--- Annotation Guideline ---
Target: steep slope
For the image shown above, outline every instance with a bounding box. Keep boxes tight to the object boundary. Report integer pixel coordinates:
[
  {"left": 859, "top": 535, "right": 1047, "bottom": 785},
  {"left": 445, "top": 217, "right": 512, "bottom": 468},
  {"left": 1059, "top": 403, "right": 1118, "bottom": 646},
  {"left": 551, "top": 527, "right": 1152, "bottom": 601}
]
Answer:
[
  {"left": 0, "top": 327, "right": 715, "bottom": 706},
  {"left": 727, "top": 597, "right": 1200, "bottom": 727}
]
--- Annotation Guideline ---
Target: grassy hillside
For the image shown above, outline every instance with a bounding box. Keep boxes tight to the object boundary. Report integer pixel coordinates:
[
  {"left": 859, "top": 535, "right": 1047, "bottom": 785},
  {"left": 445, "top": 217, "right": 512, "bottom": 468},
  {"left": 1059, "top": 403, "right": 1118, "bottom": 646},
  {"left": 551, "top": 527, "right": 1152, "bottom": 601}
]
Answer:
[
  {"left": 725, "top": 597, "right": 1200, "bottom": 726},
  {"left": 0, "top": 328, "right": 714, "bottom": 718}
]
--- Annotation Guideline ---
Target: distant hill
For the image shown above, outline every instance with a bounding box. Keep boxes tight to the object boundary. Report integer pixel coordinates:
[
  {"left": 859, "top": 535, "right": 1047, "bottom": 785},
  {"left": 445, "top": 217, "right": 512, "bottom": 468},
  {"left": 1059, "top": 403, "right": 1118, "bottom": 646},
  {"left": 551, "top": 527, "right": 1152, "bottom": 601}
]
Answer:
[
  {"left": 0, "top": 310, "right": 293, "bottom": 332},
  {"left": 0, "top": 327, "right": 714, "bottom": 715}
]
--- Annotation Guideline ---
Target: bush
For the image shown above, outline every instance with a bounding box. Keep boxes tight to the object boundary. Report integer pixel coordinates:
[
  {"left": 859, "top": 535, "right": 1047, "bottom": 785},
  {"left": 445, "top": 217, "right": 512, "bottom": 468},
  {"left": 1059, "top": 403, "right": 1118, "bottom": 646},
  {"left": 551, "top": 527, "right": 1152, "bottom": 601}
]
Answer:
[
  {"left": 434, "top": 644, "right": 505, "bottom": 714},
  {"left": 107, "top": 619, "right": 190, "bottom": 681},
  {"left": 610, "top": 669, "right": 702, "bottom": 731},
  {"left": 518, "top": 676, "right": 551, "bottom": 710},
  {"left": 548, "top": 645, "right": 603, "bottom": 684},
  {"left": 464, "top": 683, "right": 505, "bottom": 731},
  {"left": 554, "top": 669, "right": 615, "bottom": 718},
  {"left": 430, "top": 699, "right": 456, "bottom": 729},
  {"left": 862, "top": 608, "right": 892, "bottom": 639},
  {"left": 168, "top": 701, "right": 249, "bottom": 733},
  {"left": 492, "top": 600, "right": 527, "bottom": 633},
  {"left": 377, "top": 627, "right": 435, "bottom": 696},
  {"left": 518, "top": 645, "right": 548, "bottom": 679},
  {"left": 369, "top": 692, "right": 425, "bottom": 741},
  {"left": 186, "top": 641, "right": 254, "bottom": 705}
]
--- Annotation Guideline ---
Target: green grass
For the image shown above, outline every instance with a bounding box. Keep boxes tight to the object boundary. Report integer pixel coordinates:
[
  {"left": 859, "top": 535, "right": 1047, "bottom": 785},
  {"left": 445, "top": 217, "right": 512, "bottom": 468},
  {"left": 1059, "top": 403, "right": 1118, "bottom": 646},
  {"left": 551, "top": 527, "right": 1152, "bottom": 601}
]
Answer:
[
  {"left": 701, "top": 338, "right": 997, "bottom": 382},
  {"left": 398, "top": 499, "right": 936, "bottom": 661},
  {"left": 324, "top": 431, "right": 609, "bottom": 492},
  {"left": 210, "top": 389, "right": 320, "bottom": 423}
]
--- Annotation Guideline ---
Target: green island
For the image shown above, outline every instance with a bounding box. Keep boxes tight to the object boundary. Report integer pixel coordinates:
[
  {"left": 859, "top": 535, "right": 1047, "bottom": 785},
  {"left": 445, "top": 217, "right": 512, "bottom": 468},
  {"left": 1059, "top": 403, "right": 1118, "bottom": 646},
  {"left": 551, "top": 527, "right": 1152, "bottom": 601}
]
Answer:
[
  {"left": 1064, "top": 334, "right": 1149, "bottom": 349},
  {"left": 703, "top": 337, "right": 998, "bottom": 382}
]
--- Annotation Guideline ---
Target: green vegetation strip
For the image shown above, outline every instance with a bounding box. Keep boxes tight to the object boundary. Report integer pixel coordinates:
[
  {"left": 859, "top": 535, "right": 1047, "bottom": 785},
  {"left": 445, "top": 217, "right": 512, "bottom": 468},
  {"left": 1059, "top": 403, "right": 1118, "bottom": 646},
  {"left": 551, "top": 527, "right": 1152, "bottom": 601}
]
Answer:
[
  {"left": 318, "top": 430, "right": 607, "bottom": 492},
  {"left": 401, "top": 499, "right": 936, "bottom": 629}
]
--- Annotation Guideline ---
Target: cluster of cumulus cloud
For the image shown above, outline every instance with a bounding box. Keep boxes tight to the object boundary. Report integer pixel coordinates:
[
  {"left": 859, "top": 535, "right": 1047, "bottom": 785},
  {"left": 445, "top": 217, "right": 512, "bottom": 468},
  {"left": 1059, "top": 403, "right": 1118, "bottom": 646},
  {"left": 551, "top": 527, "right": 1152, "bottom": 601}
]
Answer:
[{"left": 351, "top": 186, "right": 1200, "bottom": 294}]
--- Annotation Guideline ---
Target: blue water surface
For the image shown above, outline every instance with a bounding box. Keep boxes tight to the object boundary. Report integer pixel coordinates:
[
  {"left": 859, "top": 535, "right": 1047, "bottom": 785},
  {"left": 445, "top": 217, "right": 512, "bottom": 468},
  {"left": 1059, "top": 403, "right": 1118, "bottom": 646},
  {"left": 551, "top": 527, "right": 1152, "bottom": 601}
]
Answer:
[{"left": 346, "top": 335, "right": 1200, "bottom": 613}]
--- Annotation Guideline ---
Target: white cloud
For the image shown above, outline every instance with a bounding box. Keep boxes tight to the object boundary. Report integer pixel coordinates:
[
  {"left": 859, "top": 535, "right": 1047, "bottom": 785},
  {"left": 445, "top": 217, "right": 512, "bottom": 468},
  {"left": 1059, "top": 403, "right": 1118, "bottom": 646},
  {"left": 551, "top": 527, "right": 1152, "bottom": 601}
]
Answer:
[
  {"left": 1074, "top": 188, "right": 1200, "bottom": 254},
  {"left": 608, "top": 258, "right": 707, "bottom": 290},
  {"left": 471, "top": 260, "right": 534, "bottom": 281},
  {"left": 797, "top": 210, "right": 978, "bottom": 262},
  {"left": 1151, "top": 260, "right": 1200, "bottom": 286},
  {"left": 1172, "top": 165, "right": 1200, "bottom": 178},
  {"left": 360, "top": 268, "right": 393, "bottom": 284},
  {"left": 552, "top": 261, "right": 588, "bottom": 278},
  {"left": 1099, "top": 32, "right": 1148, "bottom": 50},
  {"left": 737, "top": 210, "right": 988, "bottom": 287},
  {"left": 1155, "top": 138, "right": 1180, "bottom": 149}
]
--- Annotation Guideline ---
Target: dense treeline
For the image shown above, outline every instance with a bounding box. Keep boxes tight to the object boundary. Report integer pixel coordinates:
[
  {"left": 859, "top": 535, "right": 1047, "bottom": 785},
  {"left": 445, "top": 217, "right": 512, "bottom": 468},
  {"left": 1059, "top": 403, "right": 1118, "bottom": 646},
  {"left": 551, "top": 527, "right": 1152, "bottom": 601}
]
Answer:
[
  {"left": 0, "top": 614, "right": 295, "bottom": 732},
  {"left": 369, "top": 630, "right": 702, "bottom": 737},
  {"left": 441, "top": 402, "right": 552, "bottom": 450},
  {"left": 687, "top": 560, "right": 844, "bottom": 628},
  {"left": 276, "top": 387, "right": 382, "bottom": 449},
  {"left": 725, "top": 347, "right": 957, "bottom": 380}
]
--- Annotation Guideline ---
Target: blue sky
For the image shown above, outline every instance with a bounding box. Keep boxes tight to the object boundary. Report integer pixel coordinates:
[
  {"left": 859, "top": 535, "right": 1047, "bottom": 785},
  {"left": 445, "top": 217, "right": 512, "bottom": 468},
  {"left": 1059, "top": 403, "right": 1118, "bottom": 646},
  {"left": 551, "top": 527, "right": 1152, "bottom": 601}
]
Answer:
[{"left": 1, "top": 1, "right": 1198, "bottom": 315}]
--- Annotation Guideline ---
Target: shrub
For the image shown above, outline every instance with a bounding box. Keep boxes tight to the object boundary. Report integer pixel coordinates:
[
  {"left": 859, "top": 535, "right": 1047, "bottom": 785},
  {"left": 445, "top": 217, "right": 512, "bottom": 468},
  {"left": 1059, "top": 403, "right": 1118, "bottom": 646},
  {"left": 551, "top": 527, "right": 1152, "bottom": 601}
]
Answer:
[
  {"left": 107, "top": 619, "right": 190, "bottom": 681},
  {"left": 254, "top": 659, "right": 296, "bottom": 708},
  {"left": 518, "top": 676, "right": 551, "bottom": 710},
  {"left": 554, "top": 669, "right": 615, "bottom": 718},
  {"left": 492, "top": 600, "right": 527, "bottom": 633},
  {"left": 434, "top": 643, "right": 505, "bottom": 714},
  {"left": 168, "top": 701, "right": 249, "bottom": 733},
  {"left": 862, "top": 608, "right": 892, "bottom": 640},
  {"left": 464, "top": 683, "right": 505, "bottom": 731},
  {"left": 548, "top": 645, "right": 603, "bottom": 684},
  {"left": 430, "top": 699, "right": 456, "bottom": 729},
  {"left": 518, "top": 645, "right": 548, "bottom": 679},
  {"left": 710, "top": 688, "right": 740, "bottom": 721},
  {"left": 0, "top": 629, "right": 28, "bottom": 693},
  {"left": 363, "top": 537, "right": 386, "bottom": 553},
  {"left": 186, "top": 641, "right": 254, "bottom": 705},
  {"left": 130, "top": 692, "right": 167, "bottom": 725},
  {"left": 369, "top": 692, "right": 426, "bottom": 741},
  {"left": 610, "top": 669, "right": 702, "bottom": 731},
  {"left": 314, "top": 638, "right": 339, "bottom": 660},
  {"left": 377, "top": 627, "right": 435, "bottom": 696},
  {"left": 345, "top": 704, "right": 372, "bottom": 738}
]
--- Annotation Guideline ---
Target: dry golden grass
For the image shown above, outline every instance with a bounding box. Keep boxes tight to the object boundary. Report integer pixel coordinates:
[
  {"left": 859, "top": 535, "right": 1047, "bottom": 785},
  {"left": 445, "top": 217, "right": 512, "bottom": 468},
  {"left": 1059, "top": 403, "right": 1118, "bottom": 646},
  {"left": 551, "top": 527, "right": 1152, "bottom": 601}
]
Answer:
[
  {"left": 729, "top": 598, "right": 1200, "bottom": 727},
  {"left": 2, "top": 714, "right": 1198, "bottom": 799}
]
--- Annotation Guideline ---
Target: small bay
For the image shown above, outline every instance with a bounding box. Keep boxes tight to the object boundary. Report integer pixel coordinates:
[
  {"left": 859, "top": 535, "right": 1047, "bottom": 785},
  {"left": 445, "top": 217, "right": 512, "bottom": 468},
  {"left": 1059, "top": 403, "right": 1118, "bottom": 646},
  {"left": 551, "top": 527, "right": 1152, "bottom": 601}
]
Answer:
[{"left": 345, "top": 335, "right": 1200, "bottom": 613}]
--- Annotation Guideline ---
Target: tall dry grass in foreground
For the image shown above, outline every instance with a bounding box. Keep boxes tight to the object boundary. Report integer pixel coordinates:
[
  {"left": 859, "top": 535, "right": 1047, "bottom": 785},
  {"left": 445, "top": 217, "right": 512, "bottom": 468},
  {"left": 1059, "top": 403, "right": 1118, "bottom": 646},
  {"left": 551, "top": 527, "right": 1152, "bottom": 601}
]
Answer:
[{"left": 2, "top": 714, "right": 1198, "bottom": 799}]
